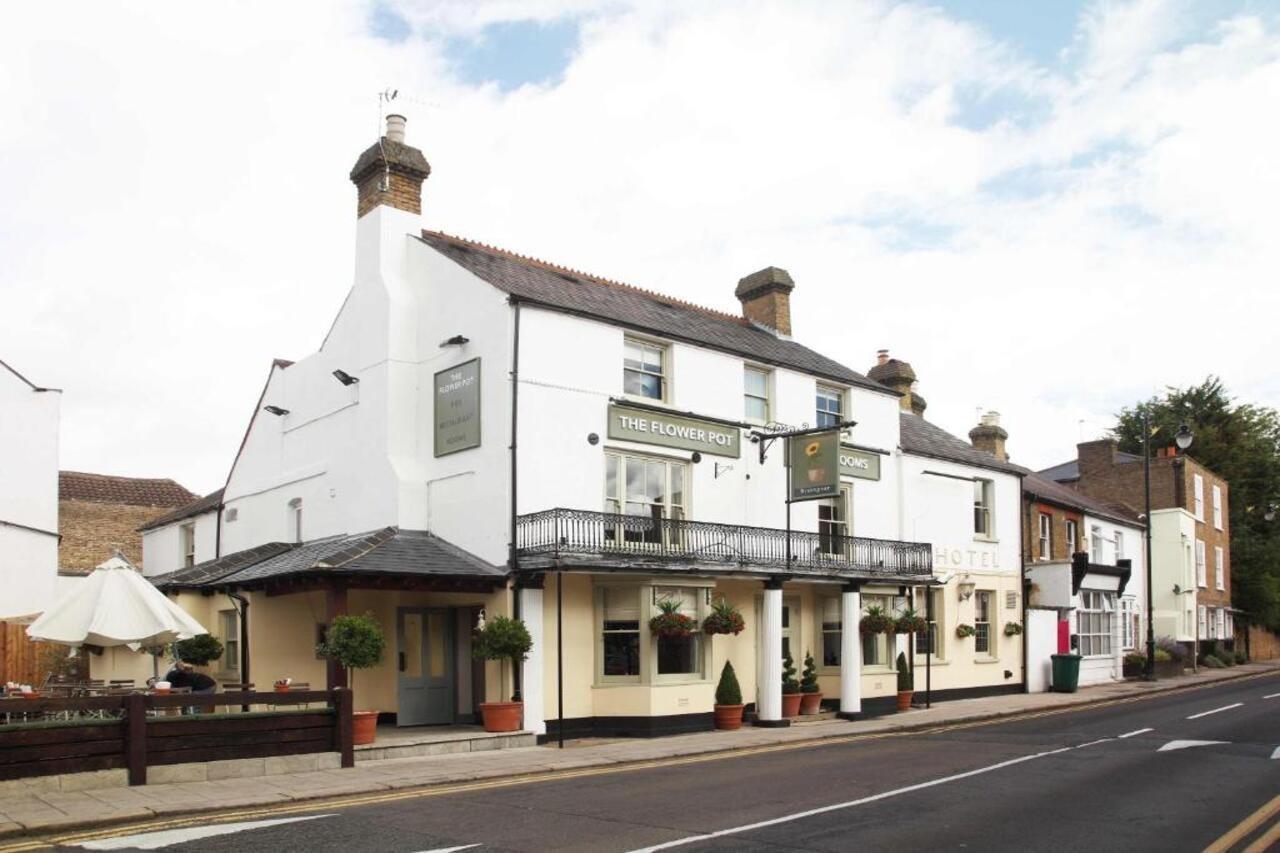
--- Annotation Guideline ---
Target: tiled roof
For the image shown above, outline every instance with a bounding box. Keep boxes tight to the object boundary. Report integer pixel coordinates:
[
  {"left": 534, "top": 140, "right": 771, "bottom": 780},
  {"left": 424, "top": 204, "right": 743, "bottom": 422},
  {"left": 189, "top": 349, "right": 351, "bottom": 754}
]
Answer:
[
  {"left": 898, "top": 412, "right": 1028, "bottom": 476},
  {"left": 418, "top": 231, "right": 892, "bottom": 395},
  {"left": 1023, "top": 472, "right": 1143, "bottom": 527},
  {"left": 138, "top": 488, "right": 224, "bottom": 532},
  {"left": 59, "top": 471, "right": 197, "bottom": 508},
  {"left": 155, "top": 528, "right": 505, "bottom": 591}
]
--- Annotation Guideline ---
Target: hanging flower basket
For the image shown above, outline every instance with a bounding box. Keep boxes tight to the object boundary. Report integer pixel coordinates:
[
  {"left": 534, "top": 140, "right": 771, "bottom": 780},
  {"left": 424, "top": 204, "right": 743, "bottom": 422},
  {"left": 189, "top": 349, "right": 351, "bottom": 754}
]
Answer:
[
  {"left": 1003, "top": 622, "right": 1023, "bottom": 637},
  {"left": 702, "top": 600, "right": 745, "bottom": 636},
  {"left": 859, "top": 605, "right": 894, "bottom": 636},
  {"left": 894, "top": 607, "right": 927, "bottom": 635},
  {"left": 650, "top": 600, "right": 697, "bottom": 639},
  {"left": 955, "top": 624, "right": 976, "bottom": 639}
]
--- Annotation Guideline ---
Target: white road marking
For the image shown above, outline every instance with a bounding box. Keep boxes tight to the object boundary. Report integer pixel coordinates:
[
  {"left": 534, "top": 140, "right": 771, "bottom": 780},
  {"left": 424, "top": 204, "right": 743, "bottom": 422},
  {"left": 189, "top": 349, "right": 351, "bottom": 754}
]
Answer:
[
  {"left": 1119, "top": 728, "right": 1154, "bottom": 738},
  {"left": 1075, "top": 738, "right": 1114, "bottom": 749},
  {"left": 627, "top": 746, "right": 1078, "bottom": 852},
  {"left": 77, "top": 814, "right": 335, "bottom": 850},
  {"left": 1158, "top": 740, "right": 1228, "bottom": 752},
  {"left": 410, "top": 846, "right": 479, "bottom": 853},
  {"left": 1271, "top": 746, "right": 1280, "bottom": 760},
  {"left": 1264, "top": 693, "right": 1280, "bottom": 700},
  {"left": 1187, "top": 703, "right": 1244, "bottom": 720}
]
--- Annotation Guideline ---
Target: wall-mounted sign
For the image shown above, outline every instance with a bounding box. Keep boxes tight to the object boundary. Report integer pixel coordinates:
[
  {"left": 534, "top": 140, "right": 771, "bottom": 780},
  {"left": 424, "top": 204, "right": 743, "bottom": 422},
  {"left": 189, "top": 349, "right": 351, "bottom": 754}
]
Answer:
[
  {"left": 607, "top": 404, "right": 741, "bottom": 458},
  {"left": 434, "top": 358, "right": 481, "bottom": 457},
  {"left": 839, "top": 446, "right": 881, "bottom": 481},
  {"left": 789, "top": 430, "right": 841, "bottom": 501}
]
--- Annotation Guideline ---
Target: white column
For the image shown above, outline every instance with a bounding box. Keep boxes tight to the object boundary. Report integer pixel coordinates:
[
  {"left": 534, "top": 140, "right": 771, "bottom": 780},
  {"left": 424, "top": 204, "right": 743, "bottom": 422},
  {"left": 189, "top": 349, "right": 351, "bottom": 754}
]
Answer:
[
  {"left": 519, "top": 584, "right": 545, "bottom": 736},
  {"left": 839, "top": 585, "right": 862, "bottom": 718},
  {"left": 758, "top": 583, "right": 784, "bottom": 724}
]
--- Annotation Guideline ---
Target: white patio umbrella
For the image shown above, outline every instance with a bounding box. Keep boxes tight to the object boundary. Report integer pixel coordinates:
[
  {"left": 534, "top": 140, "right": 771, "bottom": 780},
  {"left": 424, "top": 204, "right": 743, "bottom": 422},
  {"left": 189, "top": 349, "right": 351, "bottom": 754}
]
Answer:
[{"left": 25, "top": 563, "right": 206, "bottom": 648}]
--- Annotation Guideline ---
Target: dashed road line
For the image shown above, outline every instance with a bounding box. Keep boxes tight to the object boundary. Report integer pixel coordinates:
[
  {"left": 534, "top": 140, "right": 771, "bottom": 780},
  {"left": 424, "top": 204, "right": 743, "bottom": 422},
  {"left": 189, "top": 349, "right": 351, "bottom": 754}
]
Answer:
[
  {"left": 1187, "top": 702, "right": 1244, "bottom": 720},
  {"left": 1263, "top": 692, "right": 1280, "bottom": 699},
  {"left": 1118, "top": 728, "right": 1153, "bottom": 738}
]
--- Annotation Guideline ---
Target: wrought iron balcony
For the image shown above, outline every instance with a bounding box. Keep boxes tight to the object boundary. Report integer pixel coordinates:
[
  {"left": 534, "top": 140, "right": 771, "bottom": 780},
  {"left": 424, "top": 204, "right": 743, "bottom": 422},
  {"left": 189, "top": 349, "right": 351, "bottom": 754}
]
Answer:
[{"left": 515, "top": 508, "right": 933, "bottom": 581}]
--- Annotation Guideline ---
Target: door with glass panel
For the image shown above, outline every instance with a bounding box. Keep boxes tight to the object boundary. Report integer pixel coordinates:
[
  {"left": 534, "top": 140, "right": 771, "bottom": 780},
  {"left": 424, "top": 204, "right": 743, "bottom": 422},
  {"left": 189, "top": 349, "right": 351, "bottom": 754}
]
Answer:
[
  {"left": 397, "top": 608, "right": 455, "bottom": 726},
  {"left": 604, "top": 453, "right": 687, "bottom": 549}
]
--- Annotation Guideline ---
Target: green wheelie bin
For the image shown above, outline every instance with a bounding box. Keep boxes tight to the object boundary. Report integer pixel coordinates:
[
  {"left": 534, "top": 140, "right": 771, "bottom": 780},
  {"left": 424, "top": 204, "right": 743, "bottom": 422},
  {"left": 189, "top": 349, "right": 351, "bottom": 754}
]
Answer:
[{"left": 1051, "top": 653, "right": 1082, "bottom": 693}]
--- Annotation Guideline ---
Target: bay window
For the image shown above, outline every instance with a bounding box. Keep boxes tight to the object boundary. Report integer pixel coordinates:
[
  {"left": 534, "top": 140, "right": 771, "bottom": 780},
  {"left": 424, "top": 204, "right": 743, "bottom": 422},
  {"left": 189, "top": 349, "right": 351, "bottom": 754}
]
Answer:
[
  {"left": 596, "top": 583, "right": 709, "bottom": 684},
  {"left": 1078, "top": 591, "right": 1114, "bottom": 656}
]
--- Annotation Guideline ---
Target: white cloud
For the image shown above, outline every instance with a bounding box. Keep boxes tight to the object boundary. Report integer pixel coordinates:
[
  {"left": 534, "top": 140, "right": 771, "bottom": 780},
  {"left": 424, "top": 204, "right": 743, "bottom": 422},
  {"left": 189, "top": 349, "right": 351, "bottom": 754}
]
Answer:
[{"left": 1, "top": 0, "right": 1277, "bottom": 494}]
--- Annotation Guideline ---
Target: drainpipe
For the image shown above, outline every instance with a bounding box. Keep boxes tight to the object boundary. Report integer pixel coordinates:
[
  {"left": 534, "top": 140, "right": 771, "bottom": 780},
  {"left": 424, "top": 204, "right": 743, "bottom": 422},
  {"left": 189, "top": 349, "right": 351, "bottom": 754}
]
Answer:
[
  {"left": 1021, "top": 478, "right": 1031, "bottom": 693},
  {"left": 509, "top": 298, "right": 522, "bottom": 702}
]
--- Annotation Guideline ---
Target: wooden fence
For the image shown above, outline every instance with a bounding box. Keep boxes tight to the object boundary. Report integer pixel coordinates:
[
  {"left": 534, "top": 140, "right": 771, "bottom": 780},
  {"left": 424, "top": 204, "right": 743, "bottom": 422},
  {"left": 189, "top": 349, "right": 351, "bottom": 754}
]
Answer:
[
  {"left": 0, "top": 689, "right": 353, "bottom": 785},
  {"left": 0, "top": 623, "right": 47, "bottom": 687}
]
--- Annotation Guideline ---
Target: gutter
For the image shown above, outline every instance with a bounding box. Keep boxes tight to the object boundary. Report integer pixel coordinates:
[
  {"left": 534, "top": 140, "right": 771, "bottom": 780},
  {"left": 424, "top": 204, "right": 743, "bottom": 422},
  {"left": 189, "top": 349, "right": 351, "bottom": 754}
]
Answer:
[{"left": 0, "top": 518, "right": 60, "bottom": 540}]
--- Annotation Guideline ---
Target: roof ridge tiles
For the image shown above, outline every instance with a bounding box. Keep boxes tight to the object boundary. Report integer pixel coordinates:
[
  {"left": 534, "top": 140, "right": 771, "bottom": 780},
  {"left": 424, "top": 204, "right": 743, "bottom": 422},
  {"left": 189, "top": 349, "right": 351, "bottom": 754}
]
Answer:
[{"left": 422, "top": 230, "right": 750, "bottom": 326}]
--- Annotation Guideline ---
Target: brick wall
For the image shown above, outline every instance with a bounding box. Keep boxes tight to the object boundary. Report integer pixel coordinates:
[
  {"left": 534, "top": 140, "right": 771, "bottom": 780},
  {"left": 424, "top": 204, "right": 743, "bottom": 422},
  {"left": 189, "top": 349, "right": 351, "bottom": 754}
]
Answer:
[
  {"left": 58, "top": 499, "right": 169, "bottom": 573},
  {"left": 355, "top": 168, "right": 425, "bottom": 217},
  {"left": 1022, "top": 500, "right": 1084, "bottom": 563}
]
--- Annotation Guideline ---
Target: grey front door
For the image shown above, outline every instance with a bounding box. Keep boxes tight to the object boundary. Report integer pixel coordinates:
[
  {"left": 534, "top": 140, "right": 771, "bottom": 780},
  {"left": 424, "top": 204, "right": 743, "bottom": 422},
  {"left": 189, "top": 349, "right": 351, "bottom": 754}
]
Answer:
[{"left": 397, "top": 607, "right": 455, "bottom": 726}]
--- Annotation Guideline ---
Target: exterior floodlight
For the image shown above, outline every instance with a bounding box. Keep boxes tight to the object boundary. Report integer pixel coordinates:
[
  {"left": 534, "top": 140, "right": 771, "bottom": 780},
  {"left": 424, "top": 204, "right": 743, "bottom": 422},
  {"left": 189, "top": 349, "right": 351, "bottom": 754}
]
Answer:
[
  {"left": 263, "top": 405, "right": 290, "bottom": 416},
  {"left": 440, "top": 335, "right": 470, "bottom": 347},
  {"left": 332, "top": 369, "right": 359, "bottom": 386}
]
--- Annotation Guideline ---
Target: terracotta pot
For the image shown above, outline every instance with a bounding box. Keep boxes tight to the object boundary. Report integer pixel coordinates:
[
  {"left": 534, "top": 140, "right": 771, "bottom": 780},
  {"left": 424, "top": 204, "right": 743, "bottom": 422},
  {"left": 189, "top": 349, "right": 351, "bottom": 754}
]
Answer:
[
  {"left": 479, "top": 701, "right": 524, "bottom": 733},
  {"left": 274, "top": 685, "right": 291, "bottom": 693},
  {"left": 352, "top": 710, "right": 379, "bottom": 745},
  {"left": 799, "top": 692, "right": 823, "bottom": 716},
  {"left": 782, "top": 692, "right": 803, "bottom": 718},
  {"left": 714, "top": 704, "right": 745, "bottom": 730},
  {"left": 153, "top": 688, "right": 171, "bottom": 695},
  {"left": 896, "top": 690, "right": 914, "bottom": 712}
]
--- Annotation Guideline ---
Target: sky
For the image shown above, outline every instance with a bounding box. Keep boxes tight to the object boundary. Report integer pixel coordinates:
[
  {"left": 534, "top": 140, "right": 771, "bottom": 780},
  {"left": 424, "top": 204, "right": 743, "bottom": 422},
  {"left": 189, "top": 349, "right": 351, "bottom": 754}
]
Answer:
[{"left": 2, "top": 0, "right": 1279, "bottom": 496}]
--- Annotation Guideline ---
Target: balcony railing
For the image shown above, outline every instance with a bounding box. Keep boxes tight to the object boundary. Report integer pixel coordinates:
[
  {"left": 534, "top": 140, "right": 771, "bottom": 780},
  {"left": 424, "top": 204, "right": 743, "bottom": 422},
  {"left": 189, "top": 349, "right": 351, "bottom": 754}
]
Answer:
[{"left": 515, "top": 508, "right": 933, "bottom": 580}]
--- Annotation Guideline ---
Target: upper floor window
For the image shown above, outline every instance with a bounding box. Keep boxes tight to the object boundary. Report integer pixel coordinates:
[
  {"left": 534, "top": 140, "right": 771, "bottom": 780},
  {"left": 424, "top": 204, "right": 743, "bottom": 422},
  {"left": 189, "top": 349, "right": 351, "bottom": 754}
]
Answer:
[
  {"left": 815, "top": 385, "right": 843, "bottom": 429},
  {"left": 1090, "top": 525, "right": 1104, "bottom": 563},
  {"left": 624, "top": 338, "right": 667, "bottom": 401},
  {"left": 1195, "top": 538, "right": 1207, "bottom": 587},
  {"left": 1113, "top": 530, "right": 1124, "bottom": 561},
  {"left": 817, "top": 486, "right": 852, "bottom": 556},
  {"left": 180, "top": 523, "right": 196, "bottom": 568},
  {"left": 1037, "top": 513, "right": 1051, "bottom": 560},
  {"left": 1214, "top": 545, "right": 1224, "bottom": 590},
  {"left": 288, "top": 498, "right": 303, "bottom": 544},
  {"left": 1193, "top": 474, "right": 1205, "bottom": 521},
  {"left": 604, "top": 452, "right": 687, "bottom": 545},
  {"left": 744, "top": 366, "right": 770, "bottom": 423},
  {"left": 1212, "top": 485, "right": 1223, "bottom": 530},
  {"left": 1065, "top": 519, "right": 1079, "bottom": 555},
  {"left": 973, "top": 479, "right": 995, "bottom": 538}
]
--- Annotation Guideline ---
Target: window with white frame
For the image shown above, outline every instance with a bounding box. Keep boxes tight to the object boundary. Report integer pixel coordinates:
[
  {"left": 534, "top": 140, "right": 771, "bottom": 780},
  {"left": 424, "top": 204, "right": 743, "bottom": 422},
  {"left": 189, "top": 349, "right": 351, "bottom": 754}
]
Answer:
[
  {"left": 1225, "top": 610, "right": 1234, "bottom": 640},
  {"left": 654, "top": 586, "right": 703, "bottom": 677},
  {"left": 1078, "top": 591, "right": 1114, "bottom": 656},
  {"left": 744, "top": 366, "right": 770, "bottom": 424},
  {"left": 1212, "top": 485, "right": 1223, "bottom": 530},
  {"left": 1090, "top": 525, "right": 1104, "bottom": 563},
  {"left": 1195, "top": 539, "right": 1207, "bottom": 587},
  {"left": 180, "top": 523, "right": 196, "bottom": 568},
  {"left": 220, "top": 609, "right": 240, "bottom": 671},
  {"left": 819, "top": 596, "right": 841, "bottom": 667},
  {"left": 1114, "top": 530, "right": 1124, "bottom": 562},
  {"left": 815, "top": 385, "right": 843, "bottom": 429},
  {"left": 973, "top": 479, "right": 995, "bottom": 538},
  {"left": 818, "top": 486, "right": 852, "bottom": 556},
  {"left": 596, "top": 583, "right": 709, "bottom": 683},
  {"left": 1197, "top": 604, "right": 1207, "bottom": 639},
  {"left": 604, "top": 452, "right": 687, "bottom": 545},
  {"left": 916, "top": 588, "right": 945, "bottom": 659},
  {"left": 1193, "top": 474, "right": 1205, "bottom": 521},
  {"left": 1214, "top": 546, "right": 1224, "bottom": 590},
  {"left": 1037, "top": 514, "right": 1051, "bottom": 561},
  {"left": 623, "top": 337, "right": 667, "bottom": 401},
  {"left": 974, "top": 591, "right": 994, "bottom": 656},
  {"left": 1066, "top": 519, "right": 1079, "bottom": 555},
  {"left": 288, "top": 498, "right": 303, "bottom": 544},
  {"left": 600, "top": 586, "right": 641, "bottom": 680},
  {"left": 1120, "top": 598, "right": 1136, "bottom": 650},
  {"left": 860, "top": 593, "right": 896, "bottom": 667},
  {"left": 1216, "top": 607, "right": 1226, "bottom": 640}
]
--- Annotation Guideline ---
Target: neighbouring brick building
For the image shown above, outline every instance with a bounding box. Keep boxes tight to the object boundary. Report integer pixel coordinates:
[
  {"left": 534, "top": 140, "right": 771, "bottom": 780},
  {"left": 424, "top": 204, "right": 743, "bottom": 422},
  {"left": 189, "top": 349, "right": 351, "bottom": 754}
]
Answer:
[
  {"left": 58, "top": 471, "right": 197, "bottom": 575},
  {"left": 1042, "top": 439, "right": 1233, "bottom": 655}
]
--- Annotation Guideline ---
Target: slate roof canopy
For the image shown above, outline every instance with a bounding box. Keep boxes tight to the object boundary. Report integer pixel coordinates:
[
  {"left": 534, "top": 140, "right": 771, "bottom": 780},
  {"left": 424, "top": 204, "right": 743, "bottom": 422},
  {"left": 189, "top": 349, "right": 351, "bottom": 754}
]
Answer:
[
  {"left": 417, "top": 231, "right": 893, "bottom": 396},
  {"left": 138, "top": 488, "right": 225, "bottom": 533}
]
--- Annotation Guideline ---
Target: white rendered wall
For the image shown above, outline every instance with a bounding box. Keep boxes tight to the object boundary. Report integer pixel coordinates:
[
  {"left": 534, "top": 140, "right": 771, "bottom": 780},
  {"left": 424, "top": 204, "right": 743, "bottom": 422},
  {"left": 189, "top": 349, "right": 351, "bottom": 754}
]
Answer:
[
  {"left": 1151, "top": 508, "right": 1197, "bottom": 641},
  {"left": 1024, "top": 608, "right": 1058, "bottom": 693},
  {"left": 141, "top": 509, "right": 219, "bottom": 576}
]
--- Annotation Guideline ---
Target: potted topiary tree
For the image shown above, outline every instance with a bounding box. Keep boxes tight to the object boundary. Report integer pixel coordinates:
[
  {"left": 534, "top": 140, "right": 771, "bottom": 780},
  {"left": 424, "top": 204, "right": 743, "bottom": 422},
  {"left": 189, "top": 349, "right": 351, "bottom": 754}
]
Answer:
[
  {"left": 472, "top": 615, "right": 533, "bottom": 732},
  {"left": 781, "top": 651, "right": 802, "bottom": 718},
  {"left": 713, "top": 661, "right": 744, "bottom": 730},
  {"left": 174, "top": 634, "right": 224, "bottom": 667},
  {"left": 895, "top": 651, "right": 913, "bottom": 711},
  {"left": 317, "top": 613, "right": 386, "bottom": 745},
  {"left": 799, "top": 651, "right": 822, "bottom": 715}
]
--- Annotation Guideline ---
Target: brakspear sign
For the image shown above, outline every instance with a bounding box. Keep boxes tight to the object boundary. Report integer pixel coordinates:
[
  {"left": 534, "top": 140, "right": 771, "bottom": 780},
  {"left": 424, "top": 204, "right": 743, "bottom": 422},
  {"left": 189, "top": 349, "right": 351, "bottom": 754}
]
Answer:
[
  {"left": 434, "top": 358, "right": 481, "bottom": 457},
  {"left": 839, "top": 446, "right": 881, "bottom": 481},
  {"left": 789, "top": 430, "right": 841, "bottom": 501},
  {"left": 607, "top": 403, "right": 741, "bottom": 458}
]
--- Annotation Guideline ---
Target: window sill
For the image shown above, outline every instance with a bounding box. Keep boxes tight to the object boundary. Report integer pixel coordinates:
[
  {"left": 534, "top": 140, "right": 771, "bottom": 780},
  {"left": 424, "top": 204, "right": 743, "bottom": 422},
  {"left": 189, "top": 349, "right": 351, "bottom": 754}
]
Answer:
[
  {"left": 973, "top": 536, "right": 999, "bottom": 544},
  {"left": 972, "top": 657, "right": 1001, "bottom": 665},
  {"left": 592, "top": 680, "right": 643, "bottom": 689},
  {"left": 860, "top": 665, "right": 896, "bottom": 675},
  {"left": 911, "top": 657, "right": 948, "bottom": 667}
]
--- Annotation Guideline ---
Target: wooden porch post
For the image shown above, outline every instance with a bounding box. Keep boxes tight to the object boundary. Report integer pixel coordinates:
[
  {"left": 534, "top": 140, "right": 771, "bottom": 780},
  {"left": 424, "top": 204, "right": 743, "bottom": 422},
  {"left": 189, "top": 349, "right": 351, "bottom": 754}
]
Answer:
[{"left": 326, "top": 580, "right": 349, "bottom": 691}]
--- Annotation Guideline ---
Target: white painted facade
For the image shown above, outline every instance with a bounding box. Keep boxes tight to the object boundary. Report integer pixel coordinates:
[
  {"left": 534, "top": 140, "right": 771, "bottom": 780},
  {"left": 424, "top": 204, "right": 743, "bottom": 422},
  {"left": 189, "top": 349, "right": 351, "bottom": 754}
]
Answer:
[
  {"left": 1151, "top": 507, "right": 1199, "bottom": 643},
  {"left": 141, "top": 508, "right": 219, "bottom": 577},
  {"left": 0, "top": 360, "right": 61, "bottom": 621}
]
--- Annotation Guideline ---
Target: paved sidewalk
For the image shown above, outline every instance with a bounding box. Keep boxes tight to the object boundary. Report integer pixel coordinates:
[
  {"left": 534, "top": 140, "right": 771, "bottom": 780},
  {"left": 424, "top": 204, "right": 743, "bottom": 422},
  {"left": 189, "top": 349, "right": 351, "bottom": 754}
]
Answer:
[{"left": 1, "top": 662, "right": 1276, "bottom": 841}]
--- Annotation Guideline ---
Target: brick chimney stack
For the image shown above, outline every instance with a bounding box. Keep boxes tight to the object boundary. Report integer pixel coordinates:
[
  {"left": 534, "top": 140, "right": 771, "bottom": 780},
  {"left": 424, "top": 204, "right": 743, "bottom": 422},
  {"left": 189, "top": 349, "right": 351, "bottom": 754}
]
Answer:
[
  {"left": 349, "top": 114, "right": 431, "bottom": 218},
  {"left": 867, "top": 350, "right": 927, "bottom": 415},
  {"left": 969, "top": 410, "right": 1009, "bottom": 461},
  {"left": 735, "top": 267, "right": 795, "bottom": 336},
  {"left": 1077, "top": 438, "right": 1119, "bottom": 479}
]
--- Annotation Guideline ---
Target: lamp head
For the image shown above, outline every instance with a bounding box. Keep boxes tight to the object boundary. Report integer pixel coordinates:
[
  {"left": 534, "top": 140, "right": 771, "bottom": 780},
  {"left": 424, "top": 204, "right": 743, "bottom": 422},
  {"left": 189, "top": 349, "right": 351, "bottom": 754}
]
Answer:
[
  {"left": 1266, "top": 503, "right": 1277, "bottom": 523},
  {"left": 332, "top": 369, "right": 359, "bottom": 386},
  {"left": 1174, "top": 423, "right": 1194, "bottom": 450}
]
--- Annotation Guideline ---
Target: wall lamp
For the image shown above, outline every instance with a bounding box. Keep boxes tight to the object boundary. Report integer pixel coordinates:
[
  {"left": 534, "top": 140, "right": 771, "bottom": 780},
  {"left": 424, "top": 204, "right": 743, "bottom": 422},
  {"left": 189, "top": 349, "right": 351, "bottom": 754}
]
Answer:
[
  {"left": 332, "top": 369, "right": 359, "bottom": 386},
  {"left": 440, "top": 335, "right": 470, "bottom": 347},
  {"left": 263, "top": 405, "right": 290, "bottom": 416},
  {"left": 957, "top": 578, "right": 976, "bottom": 601}
]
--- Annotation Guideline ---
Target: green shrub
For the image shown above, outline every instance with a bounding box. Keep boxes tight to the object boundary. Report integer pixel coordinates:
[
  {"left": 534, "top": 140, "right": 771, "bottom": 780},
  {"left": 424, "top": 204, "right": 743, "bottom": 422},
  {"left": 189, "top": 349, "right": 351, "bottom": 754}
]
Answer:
[
  {"left": 800, "top": 652, "right": 820, "bottom": 694},
  {"left": 1156, "top": 636, "right": 1186, "bottom": 662},
  {"left": 1123, "top": 652, "right": 1146, "bottom": 669},
  {"left": 781, "top": 652, "right": 800, "bottom": 694},
  {"left": 317, "top": 613, "right": 386, "bottom": 699},
  {"left": 472, "top": 615, "right": 533, "bottom": 702},
  {"left": 715, "top": 661, "right": 742, "bottom": 706},
  {"left": 1202, "top": 655, "right": 1225, "bottom": 668},
  {"left": 896, "top": 652, "right": 913, "bottom": 692},
  {"left": 1154, "top": 648, "right": 1172, "bottom": 663},
  {"left": 955, "top": 624, "right": 976, "bottom": 639},
  {"left": 1234, "top": 650, "right": 1248, "bottom": 664},
  {"left": 175, "top": 634, "right": 223, "bottom": 666}
]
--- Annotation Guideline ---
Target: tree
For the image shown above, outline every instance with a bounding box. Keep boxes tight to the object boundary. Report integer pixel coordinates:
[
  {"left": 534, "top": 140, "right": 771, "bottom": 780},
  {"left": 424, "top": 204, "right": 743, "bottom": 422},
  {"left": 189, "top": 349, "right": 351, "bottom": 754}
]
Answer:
[
  {"left": 317, "top": 613, "right": 386, "bottom": 700},
  {"left": 472, "top": 616, "right": 533, "bottom": 702},
  {"left": 1114, "top": 377, "right": 1280, "bottom": 629},
  {"left": 174, "top": 634, "right": 224, "bottom": 666}
]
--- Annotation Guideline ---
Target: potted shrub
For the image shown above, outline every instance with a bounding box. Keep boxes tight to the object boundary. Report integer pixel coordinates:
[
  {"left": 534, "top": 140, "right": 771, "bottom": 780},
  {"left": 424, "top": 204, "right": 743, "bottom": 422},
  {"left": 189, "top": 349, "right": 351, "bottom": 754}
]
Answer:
[
  {"left": 472, "top": 615, "right": 533, "bottom": 732},
  {"left": 781, "top": 652, "right": 802, "bottom": 717},
  {"left": 895, "top": 652, "right": 913, "bottom": 711},
  {"left": 955, "top": 624, "right": 976, "bottom": 640},
  {"left": 894, "top": 607, "right": 927, "bottom": 636},
  {"left": 799, "top": 652, "right": 822, "bottom": 715},
  {"left": 713, "top": 661, "right": 745, "bottom": 730},
  {"left": 1003, "top": 622, "right": 1023, "bottom": 638},
  {"left": 317, "top": 613, "right": 386, "bottom": 745},
  {"left": 702, "top": 599, "right": 745, "bottom": 636},
  {"left": 174, "top": 634, "right": 224, "bottom": 667},
  {"left": 650, "top": 599, "right": 697, "bottom": 638},
  {"left": 859, "top": 604, "right": 893, "bottom": 636}
]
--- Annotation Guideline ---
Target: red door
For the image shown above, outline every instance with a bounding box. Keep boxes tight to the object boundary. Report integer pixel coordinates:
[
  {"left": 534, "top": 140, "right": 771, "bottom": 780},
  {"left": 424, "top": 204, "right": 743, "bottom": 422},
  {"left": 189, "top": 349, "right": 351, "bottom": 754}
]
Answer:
[{"left": 1057, "top": 619, "right": 1071, "bottom": 653}]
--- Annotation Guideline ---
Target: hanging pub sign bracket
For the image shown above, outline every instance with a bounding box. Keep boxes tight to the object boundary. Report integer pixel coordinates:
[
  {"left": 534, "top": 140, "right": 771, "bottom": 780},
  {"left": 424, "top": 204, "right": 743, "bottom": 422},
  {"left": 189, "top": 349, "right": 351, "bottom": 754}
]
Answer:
[{"left": 751, "top": 420, "right": 857, "bottom": 467}]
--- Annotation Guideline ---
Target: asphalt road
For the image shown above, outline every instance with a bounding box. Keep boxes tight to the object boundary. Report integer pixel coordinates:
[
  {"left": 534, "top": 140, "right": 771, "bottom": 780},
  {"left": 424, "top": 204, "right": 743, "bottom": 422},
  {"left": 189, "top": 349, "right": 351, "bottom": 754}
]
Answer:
[{"left": 53, "top": 673, "right": 1280, "bottom": 852}]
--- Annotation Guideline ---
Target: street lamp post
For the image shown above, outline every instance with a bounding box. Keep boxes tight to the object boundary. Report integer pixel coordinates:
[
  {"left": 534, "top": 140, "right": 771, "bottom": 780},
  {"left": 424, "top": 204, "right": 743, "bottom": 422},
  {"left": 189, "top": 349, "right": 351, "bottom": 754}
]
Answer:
[{"left": 1144, "top": 414, "right": 1194, "bottom": 681}]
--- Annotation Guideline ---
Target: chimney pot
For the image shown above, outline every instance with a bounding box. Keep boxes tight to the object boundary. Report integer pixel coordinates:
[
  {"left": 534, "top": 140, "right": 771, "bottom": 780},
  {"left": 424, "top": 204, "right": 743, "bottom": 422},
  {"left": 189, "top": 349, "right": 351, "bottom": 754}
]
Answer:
[
  {"left": 877, "top": 349, "right": 890, "bottom": 365},
  {"left": 385, "top": 114, "right": 407, "bottom": 144},
  {"left": 969, "top": 410, "right": 1010, "bottom": 461},
  {"left": 349, "top": 114, "right": 431, "bottom": 218}
]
